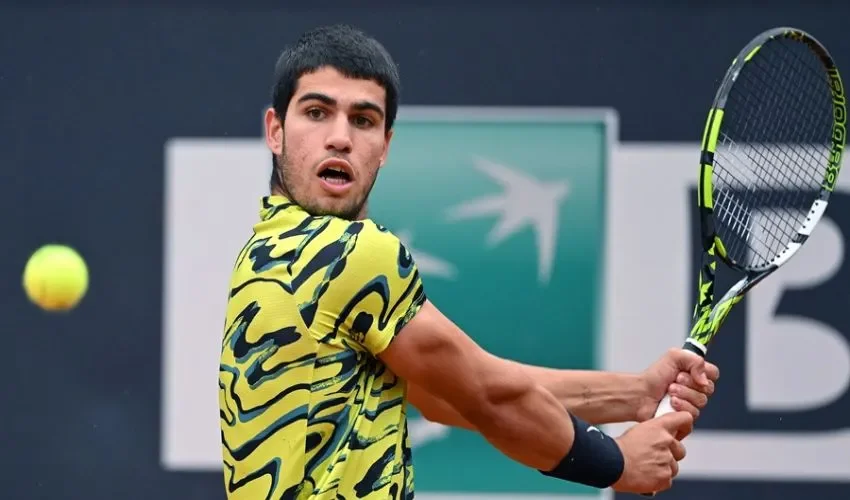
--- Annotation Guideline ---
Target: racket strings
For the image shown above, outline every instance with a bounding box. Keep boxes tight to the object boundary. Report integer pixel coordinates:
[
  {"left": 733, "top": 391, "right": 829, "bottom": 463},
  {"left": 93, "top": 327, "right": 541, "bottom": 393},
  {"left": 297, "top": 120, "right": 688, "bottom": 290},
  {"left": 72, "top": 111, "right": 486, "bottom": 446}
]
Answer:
[
  {"left": 711, "top": 36, "right": 834, "bottom": 269},
  {"left": 718, "top": 135, "right": 810, "bottom": 244},
  {"left": 715, "top": 136, "right": 815, "bottom": 267},
  {"left": 713, "top": 156, "right": 790, "bottom": 260},
  {"left": 747, "top": 48, "right": 833, "bottom": 182},
  {"left": 731, "top": 47, "right": 830, "bottom": 188}
]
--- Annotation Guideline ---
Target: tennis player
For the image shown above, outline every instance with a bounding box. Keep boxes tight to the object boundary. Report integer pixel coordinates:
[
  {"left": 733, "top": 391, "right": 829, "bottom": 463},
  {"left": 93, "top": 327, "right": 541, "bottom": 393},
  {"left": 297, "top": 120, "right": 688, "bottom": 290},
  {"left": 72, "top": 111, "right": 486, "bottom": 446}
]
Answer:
[{"left": 218, "top": 24, "right": 719, "bottom": 500}]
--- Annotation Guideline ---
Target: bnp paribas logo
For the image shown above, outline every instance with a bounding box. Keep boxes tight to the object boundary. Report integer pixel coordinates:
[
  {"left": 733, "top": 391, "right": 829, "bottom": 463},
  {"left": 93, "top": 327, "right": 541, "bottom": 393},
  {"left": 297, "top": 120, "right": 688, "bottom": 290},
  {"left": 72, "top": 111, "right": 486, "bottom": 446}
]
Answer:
[
  {"left": 395, "top": 156, "right": 570, "bottom": 289},
  {"left": 367, "top": 107, "right": 610, "bottom": 496},
  {"left": 403, "top": 155, "right": 572, "bottom": 447}
]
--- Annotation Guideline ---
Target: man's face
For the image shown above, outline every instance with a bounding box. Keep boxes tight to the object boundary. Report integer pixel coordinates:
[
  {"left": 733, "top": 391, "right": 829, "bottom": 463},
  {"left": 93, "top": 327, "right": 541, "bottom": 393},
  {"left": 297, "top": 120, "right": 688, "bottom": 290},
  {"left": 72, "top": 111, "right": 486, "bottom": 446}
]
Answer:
[{"left": 265, "top": 66, "right": 393, "bottom": 220}]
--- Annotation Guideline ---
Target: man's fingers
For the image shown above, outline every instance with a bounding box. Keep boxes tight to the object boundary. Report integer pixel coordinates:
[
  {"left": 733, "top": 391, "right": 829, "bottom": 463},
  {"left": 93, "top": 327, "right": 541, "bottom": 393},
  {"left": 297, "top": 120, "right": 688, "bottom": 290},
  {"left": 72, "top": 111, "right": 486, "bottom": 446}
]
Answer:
[
  {"left": 676, "top": 373, "right": 715, "bottom": 395},
  {"left": 670, "top": 459, "right": 680, "bottom": 479},
  {"left": 669, "top": 347, "right": 702, "bottom": 367},
  {"left": 668, "top": 348, "right": 712, "bottom": 386},
  {"left": 688, "top": 360, "right": 711, "bottom": 386},
  {"left": 670, "top": 439, "right": 687, "bottom": 461},
  {"left": 705, "top": 362, "right": 720, "bottom": 382},
  {"left": 669, "top": 396, "right": 700, "bottom": 427},
  {"left": 657, "top": 410, "right": 695, "bottom": 436},
  {"left": 670, "top": 383, "right": 709, "bottom": 408}
]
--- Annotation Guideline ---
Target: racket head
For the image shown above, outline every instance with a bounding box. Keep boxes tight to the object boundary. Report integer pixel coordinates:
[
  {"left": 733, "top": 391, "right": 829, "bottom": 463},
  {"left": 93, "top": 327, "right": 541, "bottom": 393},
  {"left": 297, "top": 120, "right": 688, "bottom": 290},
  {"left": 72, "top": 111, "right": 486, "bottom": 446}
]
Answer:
[{"left": 698, "top": 27, "right": 846, "bottom": 275}]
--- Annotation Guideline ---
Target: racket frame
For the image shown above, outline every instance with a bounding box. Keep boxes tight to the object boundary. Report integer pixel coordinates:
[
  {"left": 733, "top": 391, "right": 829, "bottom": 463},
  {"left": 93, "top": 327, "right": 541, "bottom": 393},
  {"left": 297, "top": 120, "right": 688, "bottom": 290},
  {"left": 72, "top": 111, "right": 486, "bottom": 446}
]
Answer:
[
  {"left": 687, "top": 25, "right": 845, "bottom": 363},
  {"left": 642, "top": 26, "right": 845, "bottom": 497}
]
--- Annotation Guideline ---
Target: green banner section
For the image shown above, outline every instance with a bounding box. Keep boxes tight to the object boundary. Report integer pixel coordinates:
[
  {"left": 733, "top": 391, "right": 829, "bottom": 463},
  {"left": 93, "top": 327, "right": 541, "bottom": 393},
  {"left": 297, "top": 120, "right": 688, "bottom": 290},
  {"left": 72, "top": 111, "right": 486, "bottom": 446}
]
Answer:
[{"left": 369, "top": 107, "right": 615, "bottom": 497}]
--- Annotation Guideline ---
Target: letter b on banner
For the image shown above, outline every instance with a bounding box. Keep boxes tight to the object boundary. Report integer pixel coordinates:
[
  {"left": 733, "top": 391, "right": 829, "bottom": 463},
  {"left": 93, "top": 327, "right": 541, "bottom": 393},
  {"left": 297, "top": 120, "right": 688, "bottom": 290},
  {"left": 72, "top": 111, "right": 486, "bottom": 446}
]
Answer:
[{"left": 689, "top": 188, "right": 850, "bottom": 432}]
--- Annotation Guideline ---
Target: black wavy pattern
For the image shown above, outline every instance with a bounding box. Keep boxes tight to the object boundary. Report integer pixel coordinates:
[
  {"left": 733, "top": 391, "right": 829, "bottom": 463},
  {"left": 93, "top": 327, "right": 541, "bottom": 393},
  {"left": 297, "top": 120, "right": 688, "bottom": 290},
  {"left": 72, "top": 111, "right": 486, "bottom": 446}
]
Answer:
[{"left": 219, "top": 201, "right": 421, "bottom": 499}]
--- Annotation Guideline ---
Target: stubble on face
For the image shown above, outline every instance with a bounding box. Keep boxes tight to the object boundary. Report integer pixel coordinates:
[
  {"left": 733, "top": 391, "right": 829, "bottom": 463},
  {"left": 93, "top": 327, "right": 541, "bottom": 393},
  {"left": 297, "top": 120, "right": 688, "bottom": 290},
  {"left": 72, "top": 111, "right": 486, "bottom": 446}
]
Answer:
[
  {"left": 275, "top": 144, "right": 380, "bottom": 221},
  {"left": 266, "top": 67, "right": 392, "bottom": 221}
]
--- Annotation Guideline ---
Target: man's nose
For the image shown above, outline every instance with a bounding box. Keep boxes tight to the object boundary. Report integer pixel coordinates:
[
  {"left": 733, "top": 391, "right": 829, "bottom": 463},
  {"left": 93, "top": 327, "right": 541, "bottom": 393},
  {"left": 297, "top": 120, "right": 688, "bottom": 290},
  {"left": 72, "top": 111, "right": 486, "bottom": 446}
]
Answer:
[{"left": 325, "top": 115, "right": 353, "bottom": 153}]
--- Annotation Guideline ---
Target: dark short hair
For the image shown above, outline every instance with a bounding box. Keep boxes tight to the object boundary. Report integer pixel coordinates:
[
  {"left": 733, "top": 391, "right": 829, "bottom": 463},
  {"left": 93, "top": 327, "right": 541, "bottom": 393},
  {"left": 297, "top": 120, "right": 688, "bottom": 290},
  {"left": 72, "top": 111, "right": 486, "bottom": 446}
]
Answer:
[{"left": 269, "top": 24, "right": 401, "bottom": 190}]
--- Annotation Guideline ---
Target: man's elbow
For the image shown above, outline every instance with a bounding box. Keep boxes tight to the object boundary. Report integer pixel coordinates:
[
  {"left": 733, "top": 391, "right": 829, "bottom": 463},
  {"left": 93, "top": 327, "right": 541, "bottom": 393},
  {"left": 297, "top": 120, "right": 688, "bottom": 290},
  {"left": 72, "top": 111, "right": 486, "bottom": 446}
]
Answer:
[
  {"left": 459, "top": 373, "right": 537, "bottom": 430},
  {"left": 407, "top": 383, "right": 501, "bottom": 429},
  {"left": 416, "top": 404, "right": 460, "bottom": 427},
  {"left": 408, "top": 386, "right": 477, "bottom": 429},
  {"left": 409, "top": 395, "right": 449, "bottom": 424}
]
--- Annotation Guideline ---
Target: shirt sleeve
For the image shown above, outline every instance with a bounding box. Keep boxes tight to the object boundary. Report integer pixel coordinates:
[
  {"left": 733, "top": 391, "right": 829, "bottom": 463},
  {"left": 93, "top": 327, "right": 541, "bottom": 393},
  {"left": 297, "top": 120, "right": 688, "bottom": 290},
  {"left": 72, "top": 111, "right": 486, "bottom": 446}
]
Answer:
[{"left": 296, "top": 219, "right": 427, "bottom": 356}]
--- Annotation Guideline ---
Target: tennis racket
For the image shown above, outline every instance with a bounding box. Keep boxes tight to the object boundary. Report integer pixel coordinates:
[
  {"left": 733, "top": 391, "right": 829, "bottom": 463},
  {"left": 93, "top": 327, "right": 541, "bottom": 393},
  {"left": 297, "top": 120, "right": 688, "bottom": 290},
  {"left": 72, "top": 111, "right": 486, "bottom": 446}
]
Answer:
[{"left": 641, "top": 26, "right": 846, "bottom": 496}]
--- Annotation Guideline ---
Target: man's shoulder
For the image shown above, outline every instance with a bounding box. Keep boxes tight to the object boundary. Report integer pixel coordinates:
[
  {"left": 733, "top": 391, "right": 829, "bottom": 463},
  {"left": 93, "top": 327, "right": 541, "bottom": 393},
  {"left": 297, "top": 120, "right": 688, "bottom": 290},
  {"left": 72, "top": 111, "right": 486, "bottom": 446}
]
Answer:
[
  {"left": 315, "top": 217, "right": 420, "bottom": 293},
  {"left": 354, "top": 219, "right": 405, "bottom": 253},
  {"left": 256, "top": 196, "right": 403, "bottom": 252},
  {"left": 315, "top": 216, "right": 406, "bottom": 259},
  {"left": 259, "top": 213, "right": 411, "bottom": 276}
]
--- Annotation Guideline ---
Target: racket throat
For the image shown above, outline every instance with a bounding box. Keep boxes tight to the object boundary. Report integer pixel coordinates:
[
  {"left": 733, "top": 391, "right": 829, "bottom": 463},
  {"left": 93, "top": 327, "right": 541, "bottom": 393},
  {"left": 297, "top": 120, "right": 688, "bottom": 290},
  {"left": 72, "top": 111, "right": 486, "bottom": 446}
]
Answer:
[{"left": 690, "top": 277, "right": 748, "bottom": 347}]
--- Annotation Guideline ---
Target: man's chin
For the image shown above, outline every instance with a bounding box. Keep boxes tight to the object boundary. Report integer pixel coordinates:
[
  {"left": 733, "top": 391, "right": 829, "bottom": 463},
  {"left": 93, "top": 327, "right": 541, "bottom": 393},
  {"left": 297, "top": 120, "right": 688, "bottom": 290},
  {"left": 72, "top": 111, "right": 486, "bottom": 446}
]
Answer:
[{"left": 304, "top": 199, "right": 363, "bottom": 221}]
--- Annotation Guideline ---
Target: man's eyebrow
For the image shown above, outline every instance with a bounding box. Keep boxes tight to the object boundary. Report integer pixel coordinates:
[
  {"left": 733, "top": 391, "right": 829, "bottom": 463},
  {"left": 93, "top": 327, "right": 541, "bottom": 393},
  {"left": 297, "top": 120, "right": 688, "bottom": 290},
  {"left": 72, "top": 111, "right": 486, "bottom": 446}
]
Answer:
[
  {"left": 297, "top": 92, "right": 336, "bottom": 106},
  {"left": 352, "top": 101, "right": 385, "bottom": 118},
  {"left": 296, "top": 93, "right": 385, "bottom": 119}
]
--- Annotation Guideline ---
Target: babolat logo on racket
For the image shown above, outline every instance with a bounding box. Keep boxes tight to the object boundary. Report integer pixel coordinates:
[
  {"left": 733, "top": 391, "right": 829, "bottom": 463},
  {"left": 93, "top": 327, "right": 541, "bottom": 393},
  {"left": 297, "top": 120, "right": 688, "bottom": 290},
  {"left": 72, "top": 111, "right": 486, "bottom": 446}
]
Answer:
[
  {"left": 786, "top": 30, "right": 805, "bottom": 41},
  {"left": 826, "top": 67, "right": 846, "bottom": 192}
]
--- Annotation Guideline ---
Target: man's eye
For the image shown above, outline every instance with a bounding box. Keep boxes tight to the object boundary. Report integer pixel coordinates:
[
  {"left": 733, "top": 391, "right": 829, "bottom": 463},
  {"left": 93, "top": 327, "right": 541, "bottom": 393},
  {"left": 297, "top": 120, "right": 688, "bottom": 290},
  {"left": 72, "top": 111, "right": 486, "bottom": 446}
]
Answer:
[
  {"left": 353, "top": 115, "right": 374, "bottom": 128},
  {"left": 307, "top": 108, "right": 325, "bottom": 120}
]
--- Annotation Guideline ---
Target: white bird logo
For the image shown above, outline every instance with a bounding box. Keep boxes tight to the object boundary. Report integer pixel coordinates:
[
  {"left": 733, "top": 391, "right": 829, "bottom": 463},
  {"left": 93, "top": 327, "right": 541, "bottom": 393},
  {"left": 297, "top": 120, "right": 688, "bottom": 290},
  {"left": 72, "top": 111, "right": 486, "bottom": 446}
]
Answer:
[
  {"left": 407, "top": 418, "right": 451, "bottom": 448},
  {"left": 445, "top": 156, "right": 570, "bottom": 284}
]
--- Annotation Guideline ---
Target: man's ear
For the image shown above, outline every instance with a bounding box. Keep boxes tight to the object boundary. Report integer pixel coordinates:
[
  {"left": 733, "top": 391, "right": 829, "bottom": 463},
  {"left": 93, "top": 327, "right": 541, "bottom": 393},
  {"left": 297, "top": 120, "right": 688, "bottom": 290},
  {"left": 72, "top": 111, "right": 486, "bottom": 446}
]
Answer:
[{"left": 265, "top": 107, "right": 283, "bottom": 156}]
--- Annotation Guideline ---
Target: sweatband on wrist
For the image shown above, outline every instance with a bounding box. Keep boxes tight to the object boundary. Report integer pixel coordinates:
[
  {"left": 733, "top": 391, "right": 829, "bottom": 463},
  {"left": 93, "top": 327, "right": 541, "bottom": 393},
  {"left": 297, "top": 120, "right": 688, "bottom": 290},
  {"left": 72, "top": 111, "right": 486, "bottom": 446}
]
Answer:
[{"left": 539, "top": 413, "right": 625, "bottom": 489}]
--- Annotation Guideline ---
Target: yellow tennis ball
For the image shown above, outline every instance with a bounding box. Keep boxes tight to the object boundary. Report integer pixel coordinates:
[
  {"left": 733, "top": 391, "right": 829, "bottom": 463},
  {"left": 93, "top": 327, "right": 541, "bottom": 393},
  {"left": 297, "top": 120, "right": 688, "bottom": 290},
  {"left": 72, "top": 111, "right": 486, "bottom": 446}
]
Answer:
[{"left": 23, "top": 244, "right": 89, "bottom": 311}]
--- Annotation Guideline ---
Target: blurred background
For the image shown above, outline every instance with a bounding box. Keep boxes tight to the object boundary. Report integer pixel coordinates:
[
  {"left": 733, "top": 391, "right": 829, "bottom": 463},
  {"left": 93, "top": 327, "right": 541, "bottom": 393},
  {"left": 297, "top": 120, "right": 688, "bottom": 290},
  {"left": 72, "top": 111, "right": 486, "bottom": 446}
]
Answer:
[{"left": 3, "top": 1, "right": 850, "bottom": 499}]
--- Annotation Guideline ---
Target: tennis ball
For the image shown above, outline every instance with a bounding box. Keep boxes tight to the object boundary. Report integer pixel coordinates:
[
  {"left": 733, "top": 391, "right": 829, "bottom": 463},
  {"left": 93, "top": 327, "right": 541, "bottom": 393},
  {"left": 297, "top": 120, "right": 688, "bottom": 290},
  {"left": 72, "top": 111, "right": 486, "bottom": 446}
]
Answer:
[{"left": 22, "top": 244, "right": 89, "bottom": 312}]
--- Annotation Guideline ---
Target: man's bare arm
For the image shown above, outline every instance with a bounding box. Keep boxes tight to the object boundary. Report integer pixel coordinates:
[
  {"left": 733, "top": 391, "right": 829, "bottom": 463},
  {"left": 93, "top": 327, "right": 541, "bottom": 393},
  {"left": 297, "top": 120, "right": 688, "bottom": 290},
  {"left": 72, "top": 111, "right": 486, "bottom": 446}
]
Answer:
[
  {"left": 407, "top": 383, "right": 475, "bottom": 430},
  {"left": 508, "top": 364, "right": 647, "bottom": 425},
  {"left": 379, "top": 300, "right": 574, "bottom": 470},
  {"left": 408, "top": 366, "right": 645, "bottom": 428}
]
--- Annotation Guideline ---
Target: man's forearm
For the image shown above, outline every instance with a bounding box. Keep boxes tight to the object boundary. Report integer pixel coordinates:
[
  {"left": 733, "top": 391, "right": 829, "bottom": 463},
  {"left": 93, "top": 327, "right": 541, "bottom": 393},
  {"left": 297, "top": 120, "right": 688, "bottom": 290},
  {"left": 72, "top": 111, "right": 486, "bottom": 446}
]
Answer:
[
  {"left": 507, "top": 361, "right": 647, "bottom": 424},
  {"left": 411, "top": 360, "right": 649, "bottom": 428}
]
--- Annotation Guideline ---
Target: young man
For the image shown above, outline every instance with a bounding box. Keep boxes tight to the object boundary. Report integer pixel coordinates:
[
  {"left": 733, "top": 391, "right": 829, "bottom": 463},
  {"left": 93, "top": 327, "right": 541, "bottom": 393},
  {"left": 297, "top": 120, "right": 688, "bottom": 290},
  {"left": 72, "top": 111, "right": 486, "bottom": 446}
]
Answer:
[{"left": 218, "top": 24, "right": 719, "bottom": 500}]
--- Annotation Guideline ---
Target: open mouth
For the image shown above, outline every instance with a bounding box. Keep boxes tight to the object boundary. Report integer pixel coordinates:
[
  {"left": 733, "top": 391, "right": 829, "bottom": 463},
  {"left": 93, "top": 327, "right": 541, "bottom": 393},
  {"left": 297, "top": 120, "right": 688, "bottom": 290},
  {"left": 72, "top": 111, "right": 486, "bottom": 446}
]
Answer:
[{"left": 318, "top": 163, "right": 353, "bottom": 186}]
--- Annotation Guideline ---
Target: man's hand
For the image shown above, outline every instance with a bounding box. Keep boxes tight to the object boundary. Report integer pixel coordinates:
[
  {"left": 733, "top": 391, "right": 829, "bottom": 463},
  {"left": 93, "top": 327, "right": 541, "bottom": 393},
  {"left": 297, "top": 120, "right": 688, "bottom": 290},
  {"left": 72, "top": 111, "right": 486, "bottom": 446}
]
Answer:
[
  {"left": 612, "top": 411, "right": 694, "bottom": 494},
  {"left": 636, "top": 348, "right": 720, "bottom": 424}
]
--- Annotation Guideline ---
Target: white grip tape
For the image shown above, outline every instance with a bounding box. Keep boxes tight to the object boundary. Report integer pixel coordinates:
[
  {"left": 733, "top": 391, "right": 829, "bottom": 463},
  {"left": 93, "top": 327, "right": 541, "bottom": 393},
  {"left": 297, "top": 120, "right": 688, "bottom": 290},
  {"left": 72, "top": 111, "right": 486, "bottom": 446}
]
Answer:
[
  {"left": 643, "top": 395, "right": 676, "bottom": 496},
  {"left": 643, "top": 342, "right": 708, "bottom": 497},
  {"left": 653, "top": 393, "right": 676, "bottom": 418}
]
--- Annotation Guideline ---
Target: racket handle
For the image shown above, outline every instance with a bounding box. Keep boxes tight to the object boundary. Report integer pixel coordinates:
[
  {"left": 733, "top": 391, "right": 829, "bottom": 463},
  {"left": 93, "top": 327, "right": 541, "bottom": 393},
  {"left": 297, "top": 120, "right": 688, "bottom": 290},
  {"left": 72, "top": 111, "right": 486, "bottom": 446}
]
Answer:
[
  {"left": 652, "top": 340, "right": 708, "bottom": 421},
  {"left": 637, "top": 397, "right": 677, "bottom": 498},
  {"left": 640, "top": 340, "right": 708, "bottom": 497},
  {"left": 653, "top": 393, "right": 677, "bottom": 418}
]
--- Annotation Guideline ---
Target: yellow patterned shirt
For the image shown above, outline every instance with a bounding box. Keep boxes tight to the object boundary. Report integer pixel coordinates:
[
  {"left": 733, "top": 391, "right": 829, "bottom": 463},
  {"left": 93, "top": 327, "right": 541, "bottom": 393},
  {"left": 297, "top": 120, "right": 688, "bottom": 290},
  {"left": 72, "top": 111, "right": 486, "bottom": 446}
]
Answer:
[{"left": 219, "top": 195, "right": 426, "bottom": 499}]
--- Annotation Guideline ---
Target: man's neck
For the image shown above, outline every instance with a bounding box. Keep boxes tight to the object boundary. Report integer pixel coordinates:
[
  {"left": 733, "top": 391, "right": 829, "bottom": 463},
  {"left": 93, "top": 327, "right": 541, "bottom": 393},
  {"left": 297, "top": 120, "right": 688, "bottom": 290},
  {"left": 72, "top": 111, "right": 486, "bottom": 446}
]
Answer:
[{"left": 269, "top": 187, "right": 370, "bottom": 221}]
